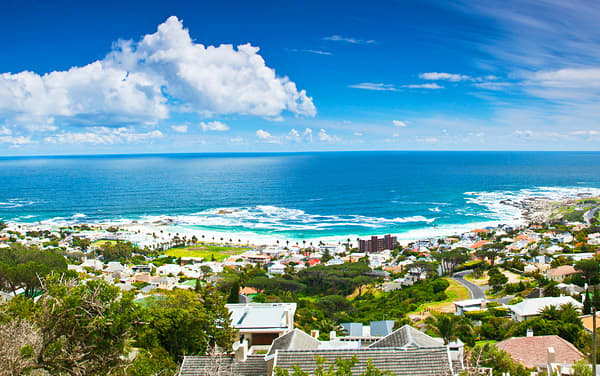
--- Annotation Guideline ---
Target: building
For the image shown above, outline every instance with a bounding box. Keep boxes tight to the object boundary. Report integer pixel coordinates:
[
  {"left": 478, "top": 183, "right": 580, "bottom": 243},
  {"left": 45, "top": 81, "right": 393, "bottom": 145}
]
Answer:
[
  {"left": 453, "top": 299, "right": 488, "bottom": 316},
  {"left": 180, "top": 324, "right": 465, "bottom": 376},
  {"left": 227, "top": 303, "right": 297, "bottom": 349},
  {"left": 508, "top": 296, "right": 582, "bottom": 322},
  {"left": 358, "top": 234, "right": 397, "bottom": 253},
  {"left": 496, "top": 335, "right": 584, "bottom": 373},
  {"left": 546, "top": 265, "right": 580, "bottom": 282}
]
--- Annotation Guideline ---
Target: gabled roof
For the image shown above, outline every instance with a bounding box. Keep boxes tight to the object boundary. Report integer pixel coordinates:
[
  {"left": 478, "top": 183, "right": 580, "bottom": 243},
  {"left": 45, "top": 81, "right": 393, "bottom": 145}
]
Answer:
[
  {"left": 496, "top": 335, "right": 584, "bottom": 369},
  {"left": 179, "top": 354, "right": 267, "bottom": 376},
  {"left": 267, "top": 328, "right": 320, "bottom": 356},
  {"left": 274, "top": 347, "right": 454, "bottom": 376},
  {"left": 368, "top": 325, "right": 443, "bottom": 349},
  {"left": 226, "top": 303, "right": 296, "bottom": 330}
]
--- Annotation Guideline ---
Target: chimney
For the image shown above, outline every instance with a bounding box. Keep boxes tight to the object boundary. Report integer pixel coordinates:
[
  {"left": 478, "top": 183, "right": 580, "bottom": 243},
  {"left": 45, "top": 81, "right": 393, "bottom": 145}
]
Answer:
[
  {"left": 233, "top": 340, "right": 248, "bottom": 362},
  {"left": 330, "top": 331, "right": 337, "bottom": 341},
  {"left": 547, "top": 346, "right": 556, "bottom": 365},
  {"left": 310, "top": 330, "right": 319, "bottom": 339},
  {"left": 527, "top": 328, "right": 534, "bottom": 337}
]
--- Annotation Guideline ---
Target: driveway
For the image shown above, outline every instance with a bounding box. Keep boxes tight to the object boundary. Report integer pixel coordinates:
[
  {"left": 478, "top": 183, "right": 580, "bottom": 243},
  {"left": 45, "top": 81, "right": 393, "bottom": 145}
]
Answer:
[{"left": 451, "top": 271, "right": 486, "bottom": 299}]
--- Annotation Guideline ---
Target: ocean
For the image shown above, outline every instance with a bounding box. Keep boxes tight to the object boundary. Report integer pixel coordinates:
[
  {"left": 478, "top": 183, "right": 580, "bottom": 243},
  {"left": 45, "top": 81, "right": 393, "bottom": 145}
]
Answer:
[{"left": 1, "top": 151, "right": 600, "bottom": 241}]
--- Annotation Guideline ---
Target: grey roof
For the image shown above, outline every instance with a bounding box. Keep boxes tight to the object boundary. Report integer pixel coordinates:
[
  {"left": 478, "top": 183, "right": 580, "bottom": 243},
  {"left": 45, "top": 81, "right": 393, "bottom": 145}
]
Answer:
[
  {"left": 179, "top": 355, "right": 267, "bottom": 376},
  {"left": 368, "top": 325, "right": 443, "bottom": 349},
  {"left": 274, "top": 347, "right": 454, "bottom": 376},
  {"left": 227, "top": 303, "right": 296, "bottom": 330},
  {"left": 267, "top": 329, "right": 320, "bottom": 356},
  {"left": 370, "top": 320, "right": 395, "bottom": 337},
  {"left": 341, "top": 322, "right": 363, "bottom": 337}
]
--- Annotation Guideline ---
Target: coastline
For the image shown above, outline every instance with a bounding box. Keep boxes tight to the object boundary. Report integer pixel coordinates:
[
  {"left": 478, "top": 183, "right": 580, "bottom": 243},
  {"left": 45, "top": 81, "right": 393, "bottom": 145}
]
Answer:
[{"left": 6, "top": 188, "right": 598, "bottom": 248}]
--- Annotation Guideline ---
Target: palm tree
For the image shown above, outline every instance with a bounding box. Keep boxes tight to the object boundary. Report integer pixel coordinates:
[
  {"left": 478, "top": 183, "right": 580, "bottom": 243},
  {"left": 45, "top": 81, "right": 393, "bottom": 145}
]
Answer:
[{"left": 425, "top": 313, "right": 473, "bottom": 345}]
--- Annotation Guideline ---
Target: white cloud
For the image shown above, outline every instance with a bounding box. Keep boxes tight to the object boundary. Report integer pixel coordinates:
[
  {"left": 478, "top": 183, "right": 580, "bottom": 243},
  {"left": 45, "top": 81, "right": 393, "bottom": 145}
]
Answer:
[
  {"left": 318, "top": 128, "right": 339, "bottom": 142},
  {"left": 200, "top": 121, "right": 229, "bottom": 131},
  {"left": 0, "top": 135, "right": 33, "bottom": 146},
  {"left": 290, "top": 49, "right": 332, "bottom": 56},
  {"left": 401, "top": 83, "right": 444, "bottom": 89},
  {"left": 229, "top": 137, "right": 244, "bottom": 144},
  {"left": 44, "top": 127, "right": 163, "bottom": 145},
  {"left": 171, "top": 125, "right": 188, "bottom": 133},
  {"left": 348, "top": 83, "right": 399, "bottom": 91},
  {"left": 353, "top": 132, "right": 363, "bottom": 136},
  {"left": 287, "top": 128, "right": 313, "bottom": 143},
  {"left": 0, "top": 126, "right": 11, "bottom": 135},
  {"left": 323, "top": 35, "right": 376, "bottom": 45},
  {"left": 416, "top": 137, "right": 438, "bottom": 143},
  {"left": 393, "top": 120, "right": 407, "bottom": 127},
  {"left": 256, "top": 129, "right": 280, "bottom": 143},
  {"left": 0, "top": 16, "right": 315, "bottom": 137},
  {"left": 419, "top": 72, "right": 471, "bottom": 81}
]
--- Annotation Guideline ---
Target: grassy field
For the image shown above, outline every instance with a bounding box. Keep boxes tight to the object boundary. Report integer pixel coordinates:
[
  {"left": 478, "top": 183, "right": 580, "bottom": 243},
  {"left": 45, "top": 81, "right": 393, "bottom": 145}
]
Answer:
[
  {"left": 408, "top": 277, "right": 469, "bottom": 316},
  {"left": 93, "top": 240, "right": 117, "bottom": 247},
  {"left": 164, "top": 244, "right": 250, "bottom": 261}
]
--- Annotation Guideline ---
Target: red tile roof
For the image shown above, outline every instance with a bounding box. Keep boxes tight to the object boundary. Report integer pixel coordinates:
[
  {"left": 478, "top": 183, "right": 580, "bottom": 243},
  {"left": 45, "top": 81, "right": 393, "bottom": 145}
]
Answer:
[
  {"left": 547, "top": 265, "right": 579, "bottom": 277},
  {"left": 496, "top": 335, "right": 584, "bottom": 369},
  {"left": 470, "top": 240, "right": 491, "bottom": 249}
]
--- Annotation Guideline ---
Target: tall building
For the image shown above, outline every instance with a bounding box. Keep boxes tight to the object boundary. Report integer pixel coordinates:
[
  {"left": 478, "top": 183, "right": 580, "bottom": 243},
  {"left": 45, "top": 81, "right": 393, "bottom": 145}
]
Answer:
[{"left": 358, "top": 234, "right": 397, "bottom": 253}]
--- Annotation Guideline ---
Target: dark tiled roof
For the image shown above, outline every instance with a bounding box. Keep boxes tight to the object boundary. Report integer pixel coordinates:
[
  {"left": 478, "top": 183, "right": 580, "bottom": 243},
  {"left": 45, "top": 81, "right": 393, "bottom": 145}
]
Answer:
[
  {"left": 274, "top": 347, "right": 454, "bottom": 376},
  {"left": 180, "top": 355, "right": 267, "bottom": 376},
  {"left": 368, "top": 324, "right": 442, "bottom": 349},
  {"left": 267, "top": 328, "right": 320, "bottom": 356}
]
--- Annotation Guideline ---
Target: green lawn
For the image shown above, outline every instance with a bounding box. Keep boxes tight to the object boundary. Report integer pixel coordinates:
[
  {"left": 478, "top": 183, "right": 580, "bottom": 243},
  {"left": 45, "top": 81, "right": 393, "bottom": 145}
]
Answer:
[
  {"left": 164, "top": 244, "right": 250, "bottom": 261},
  {"left": 408, "top": 278, "right": 469, "bottom": 315}
]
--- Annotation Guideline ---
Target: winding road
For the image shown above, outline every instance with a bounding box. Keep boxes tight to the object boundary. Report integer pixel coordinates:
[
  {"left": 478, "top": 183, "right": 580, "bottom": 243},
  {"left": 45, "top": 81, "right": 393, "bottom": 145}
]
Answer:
[{"left": 451, "top": 270, "right": 514, "bottom": 305}]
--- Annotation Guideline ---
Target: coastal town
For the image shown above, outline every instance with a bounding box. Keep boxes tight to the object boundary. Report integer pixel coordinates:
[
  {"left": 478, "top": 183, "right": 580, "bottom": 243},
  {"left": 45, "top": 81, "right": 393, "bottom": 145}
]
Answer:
[{"left": 2, "top": 195, "right": 600, "bottom": 375}]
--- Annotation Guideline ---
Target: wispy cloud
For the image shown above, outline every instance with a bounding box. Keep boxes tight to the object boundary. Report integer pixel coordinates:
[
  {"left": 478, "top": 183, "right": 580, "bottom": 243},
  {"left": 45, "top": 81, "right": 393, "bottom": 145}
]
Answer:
[
  {"left": 419, "top": 72, "right": 471, "bottom": 81},
  {"left": 323, "top": 35, "right": 376, "bottom": 45},
  {"left": 348, "top": 83, "right": 399, "bottom": 91},
  {"left": 393, "top": 120, "right": 408, "bottom": 127},
  {"left": 171, "top": 125, "right": 188, "bottom": 133},
  {"left": 402, "top": 83, "right": 444, "bottom": 89},
  {"left": 289, "top": 48, "right": 332, "bottom": 56}
]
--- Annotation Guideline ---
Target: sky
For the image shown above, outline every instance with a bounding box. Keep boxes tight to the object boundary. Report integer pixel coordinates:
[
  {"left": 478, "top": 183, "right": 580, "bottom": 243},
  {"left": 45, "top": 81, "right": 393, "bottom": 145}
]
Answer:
[{"left": 1, "top": 0, "right": 600, "bottom": 155}]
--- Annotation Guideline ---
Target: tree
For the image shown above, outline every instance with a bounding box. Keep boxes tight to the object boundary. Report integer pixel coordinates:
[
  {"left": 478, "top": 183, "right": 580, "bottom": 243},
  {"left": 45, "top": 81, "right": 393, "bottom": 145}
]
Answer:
[
  {"left": 583, "top": 289, "right": 592, "bottom": 315},
  {"left": 424, "top": 313, "right": 473, "bottom": 345},
  {"left": 0, "top": 243, "right": 67, "bottom": 297},
  {"left": 36, "top": 277, "right": 138, "bottom": 375},
  {"left": 0, "top": 318, "right": 42, "bottom": 376},
  {"left": 466, "top": 343, "right": 530, "bottom": 376},
  {"left": 575, "top": 259, "right": 600, "bottom": 283},
  {"left": 228, "top": 280, "right": 240, "bottom": 303},
  {"left": 98, "top": 240, "right": 136, "bottom": 262},
  {"left": 594, "top": 286, "right": 600, "bottom": 311},
  {"left": 488, "top": 268, "right": 508, "bottom": 291},
  {"left": 137, "top": 287, "right": 236, "bottom": 362},
  {"left": 435, "top": 248, "right": 470, "bottom": 275}
]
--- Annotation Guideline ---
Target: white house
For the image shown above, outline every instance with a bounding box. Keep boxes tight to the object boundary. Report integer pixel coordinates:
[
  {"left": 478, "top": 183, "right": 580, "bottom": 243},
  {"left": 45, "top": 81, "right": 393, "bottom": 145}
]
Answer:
[
  {"left": 508, "top": 296, "right": 583, "bottom": 322},
  {"left": 268, "top": 262, "right": 286, "bottom": 275}
]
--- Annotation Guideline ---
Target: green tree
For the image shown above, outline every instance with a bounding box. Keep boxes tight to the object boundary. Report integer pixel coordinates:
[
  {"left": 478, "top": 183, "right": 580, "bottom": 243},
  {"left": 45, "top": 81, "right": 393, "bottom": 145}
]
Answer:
[
  {"left": 228, "top": 280, "right": 240, "bottom": 303},
  {"left": 467, "top": 343, "right": 530, "bottom": 376},
  {"left": 488, "top": 269, "right": 508, "bottom": 291},
  {"left": 583, "top": 289, "right": 592, "bottom": 315},
  {"left": 0, "top": 243, "right": 67, "bottom": 298},
  {"left": 137, "top": 287, "right": 236, "bottom": 361},
  {"left": 275, "top": 355, "right": 393, "bottom": 376},
  {"left": 575, "top": 259, "right": 600, "bottom": 283},
  {"left": 424, "top": 313, "right": 473, "bottom": 344},
  {"left": 36, "top": 277, "right": 138, "bottom": 375},
  {"left": 127, "top": 347, "right": 177, "bottom": 376}
]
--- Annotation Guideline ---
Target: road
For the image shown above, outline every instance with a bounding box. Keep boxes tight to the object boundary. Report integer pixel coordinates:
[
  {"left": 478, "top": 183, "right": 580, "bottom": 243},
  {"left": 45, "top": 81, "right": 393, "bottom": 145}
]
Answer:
[
  {"left": 451, "top": 270, "right": 514, "bottom": 304},
  {"left": 451, "top": 271, "right": 486, "bottom": 299},
  {"left": 584, "top": 206, "right": 600, "bottom": 225}
]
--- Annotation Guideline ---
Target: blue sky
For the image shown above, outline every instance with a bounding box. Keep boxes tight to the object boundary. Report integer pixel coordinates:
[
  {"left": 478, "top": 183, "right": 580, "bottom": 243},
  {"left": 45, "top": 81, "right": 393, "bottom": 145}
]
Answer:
[{"left": 1, "top": 0, "right": 599, "bottom": 154}]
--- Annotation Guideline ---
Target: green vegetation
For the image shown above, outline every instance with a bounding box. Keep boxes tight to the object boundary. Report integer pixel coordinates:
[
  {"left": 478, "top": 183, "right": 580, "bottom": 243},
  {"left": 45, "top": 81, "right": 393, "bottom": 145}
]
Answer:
[
  {"left": 275, "top": 355, "right": 392, "bottom": 376},
  {"left": 164, "top": 244, "right": 249, "bottom": 261}
]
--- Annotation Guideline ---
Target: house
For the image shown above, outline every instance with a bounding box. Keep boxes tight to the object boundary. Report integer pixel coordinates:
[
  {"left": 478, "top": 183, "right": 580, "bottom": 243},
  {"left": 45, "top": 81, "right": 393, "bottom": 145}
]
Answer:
[
  {"left": 546, "top": 265, "right": 580, "bottom": 282},
  {"left": 267, "top": 262, "right": 285, "bottom": 275},
  {"left": 496, "top": 335, "right": 584, "bottom": 373},
  {"left": 508, "top": 296, "right": 583, "bottom": 322},
  {"left": 453, "top": 299, "right": 488, "bottom": 316},
  {"left": 226, "top": 303, "right": 296, "bottom": 348},
  {"left": 156, "top": 264, "right": 181, "bottom": 276},
  {"left": 180, "top": 325, "right": 465, "bottom": 376}
]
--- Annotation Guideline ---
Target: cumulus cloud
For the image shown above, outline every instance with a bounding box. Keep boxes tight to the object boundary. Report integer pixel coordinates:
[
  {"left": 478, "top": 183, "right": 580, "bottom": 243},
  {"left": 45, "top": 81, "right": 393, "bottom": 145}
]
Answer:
[
  {"left": 323, "top": 35, "right": 376, "bottom": 45},
  {"left": 419, "top": 72, "right": 471, "bottom": 81},
  {"left": 256, "top": 129, "right": 280, "bottom": 143},
  {"left": 0, "top": 126, "right": 11, "bottom": 135},
  {"left": 171, "top": 125, "right": 188, "bottom": 133},
  {"left": 318, "top": 128, "right": 339, "bottom": 142},
  {"left": 286, "top": 128, "right": 313, "bottom": 143},
  {"left": 44, "top": 127, "right": 163, "bottom": 145},
  {"left": 0, "top": 16, "right": 315, "bottom": 138},
  {"left": 200, "top": 121, "right": 229, "bottom": 131},
  {"left": 392, "top": 120, "right": 407, "bottom": 127},
  {"left": 0, "top": 135, "right": 33, "bottom": 146}
]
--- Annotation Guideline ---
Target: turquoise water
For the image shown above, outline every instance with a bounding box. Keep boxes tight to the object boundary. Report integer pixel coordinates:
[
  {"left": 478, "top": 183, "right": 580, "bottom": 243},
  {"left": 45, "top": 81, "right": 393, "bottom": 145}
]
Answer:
[{"left": 1, "top": 151, "right": 599, "bottom": 240}]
